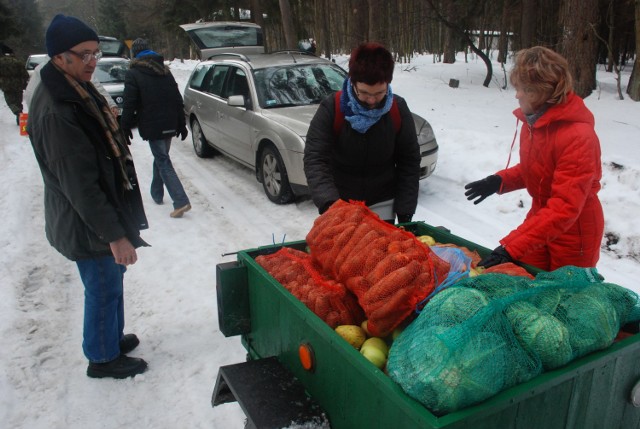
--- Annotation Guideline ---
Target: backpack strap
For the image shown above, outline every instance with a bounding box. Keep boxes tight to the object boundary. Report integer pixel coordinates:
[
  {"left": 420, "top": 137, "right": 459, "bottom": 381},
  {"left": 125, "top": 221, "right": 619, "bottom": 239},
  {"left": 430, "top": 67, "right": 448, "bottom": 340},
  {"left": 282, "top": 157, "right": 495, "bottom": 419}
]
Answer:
[
  {"left": 389, "top": 96, "right": 401, "bottom": 134},
  {"left": 333, "top": 91, "right": 344, "bottom": 137},
  {"left": 333, "top": 90, "right": 401, "bottom": 136}
]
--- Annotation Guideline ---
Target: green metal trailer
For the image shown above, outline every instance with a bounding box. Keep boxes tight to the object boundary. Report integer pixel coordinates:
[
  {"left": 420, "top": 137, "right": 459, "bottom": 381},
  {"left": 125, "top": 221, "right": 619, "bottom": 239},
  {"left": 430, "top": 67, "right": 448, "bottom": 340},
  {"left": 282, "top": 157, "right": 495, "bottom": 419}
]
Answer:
[{"left": 212, "top": 222, "right": 640, "bottom": 429}]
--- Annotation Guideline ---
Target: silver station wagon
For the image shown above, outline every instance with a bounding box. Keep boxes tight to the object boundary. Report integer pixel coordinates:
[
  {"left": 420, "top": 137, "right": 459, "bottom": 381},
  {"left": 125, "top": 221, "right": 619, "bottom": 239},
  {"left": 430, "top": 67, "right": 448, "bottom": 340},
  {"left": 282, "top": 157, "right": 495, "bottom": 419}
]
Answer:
[{"left": 182, "top": 50, "right": 439, "bottom": 204}]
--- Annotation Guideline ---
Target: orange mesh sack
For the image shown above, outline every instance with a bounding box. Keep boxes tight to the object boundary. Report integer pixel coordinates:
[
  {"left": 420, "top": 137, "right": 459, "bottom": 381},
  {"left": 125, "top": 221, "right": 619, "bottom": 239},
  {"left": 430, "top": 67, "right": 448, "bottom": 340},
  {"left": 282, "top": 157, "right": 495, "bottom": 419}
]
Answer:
[
  {"left": 255, "top": 247, "right": 364, "bottom": 328},
  {"left": 306, "top": 200, "right": 451, "bottom": 336}
]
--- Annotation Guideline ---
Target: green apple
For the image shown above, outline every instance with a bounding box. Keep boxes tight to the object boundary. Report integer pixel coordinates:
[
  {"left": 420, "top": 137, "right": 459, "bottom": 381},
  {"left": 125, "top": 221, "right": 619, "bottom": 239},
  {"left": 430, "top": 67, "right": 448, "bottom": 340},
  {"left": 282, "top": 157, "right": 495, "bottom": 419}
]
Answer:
[
  {"left": 391, "top": 327, "right": 404, "bottom": 342},
  {"left": 360, "top": 345, "right": 387, "bottom": 368},
  {"left": 361, "top": 337, "right": 389, "bottom": 356}
]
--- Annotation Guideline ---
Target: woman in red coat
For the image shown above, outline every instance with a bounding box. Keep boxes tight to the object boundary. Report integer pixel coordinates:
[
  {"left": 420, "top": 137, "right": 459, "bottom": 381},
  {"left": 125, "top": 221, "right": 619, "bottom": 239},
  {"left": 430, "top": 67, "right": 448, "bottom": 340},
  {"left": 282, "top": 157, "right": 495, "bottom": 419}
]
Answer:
[{"left": 464, "top": 46, "right": 604, "bottom": 271}]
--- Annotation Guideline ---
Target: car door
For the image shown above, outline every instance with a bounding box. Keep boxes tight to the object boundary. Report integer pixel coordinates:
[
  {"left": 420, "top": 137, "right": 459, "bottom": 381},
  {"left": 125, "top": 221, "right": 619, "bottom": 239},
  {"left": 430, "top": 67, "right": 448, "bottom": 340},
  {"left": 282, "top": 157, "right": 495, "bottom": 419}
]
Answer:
[
  {"left": 193, "top": 64, "right": 230, "bottom": 150},
  {"left": 215, "top": 66, "right": 255, "bottom": 165}
]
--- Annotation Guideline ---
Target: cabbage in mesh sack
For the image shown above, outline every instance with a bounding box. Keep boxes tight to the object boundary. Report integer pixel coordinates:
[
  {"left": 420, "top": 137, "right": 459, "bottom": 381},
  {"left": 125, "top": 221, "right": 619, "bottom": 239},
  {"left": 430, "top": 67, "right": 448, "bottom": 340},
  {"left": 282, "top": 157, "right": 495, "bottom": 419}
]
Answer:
[{"left": 387, "top": 266, "right": 640, "bottom": 415}]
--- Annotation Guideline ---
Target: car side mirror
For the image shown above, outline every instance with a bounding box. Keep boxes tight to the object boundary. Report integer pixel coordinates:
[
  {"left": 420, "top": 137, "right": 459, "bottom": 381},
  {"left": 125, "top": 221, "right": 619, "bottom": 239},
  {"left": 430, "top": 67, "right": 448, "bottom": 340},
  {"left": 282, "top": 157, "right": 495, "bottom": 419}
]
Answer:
[{"left": 228, "top": 95, "right": 251, "bottom": 110}]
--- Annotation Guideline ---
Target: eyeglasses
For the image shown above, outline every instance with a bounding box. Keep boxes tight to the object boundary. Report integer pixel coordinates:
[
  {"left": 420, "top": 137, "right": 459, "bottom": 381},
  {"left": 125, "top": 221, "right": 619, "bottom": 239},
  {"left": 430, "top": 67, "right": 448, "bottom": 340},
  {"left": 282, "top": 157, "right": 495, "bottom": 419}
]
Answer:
[
  {"left": 353, "top": 84, "right": 388, "bottom": 100},
  {"left": 66, "top": 49, "right": 103, "bottom": 64}
]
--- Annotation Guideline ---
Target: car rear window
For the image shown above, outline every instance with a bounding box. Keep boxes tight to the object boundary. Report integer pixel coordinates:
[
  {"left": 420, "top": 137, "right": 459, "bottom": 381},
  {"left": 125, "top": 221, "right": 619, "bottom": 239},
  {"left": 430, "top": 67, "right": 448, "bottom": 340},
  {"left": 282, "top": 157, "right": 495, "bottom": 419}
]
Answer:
[
  {"left": 187, "top": 25, "right": 263, "bottom": 49},
  {"left": 188, "top": 64, "right": 211, "bottom": 90}
]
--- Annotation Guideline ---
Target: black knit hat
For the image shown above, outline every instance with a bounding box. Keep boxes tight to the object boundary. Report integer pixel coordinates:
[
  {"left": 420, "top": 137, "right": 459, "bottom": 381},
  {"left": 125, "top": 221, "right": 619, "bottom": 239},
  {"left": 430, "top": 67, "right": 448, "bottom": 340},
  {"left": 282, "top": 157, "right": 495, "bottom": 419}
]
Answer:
[
  {"left": 46, "top": 14, "right": 99, "bottom": 57},
  {"left": 131, "top": 38, "right": 149, "bottom": 58}
]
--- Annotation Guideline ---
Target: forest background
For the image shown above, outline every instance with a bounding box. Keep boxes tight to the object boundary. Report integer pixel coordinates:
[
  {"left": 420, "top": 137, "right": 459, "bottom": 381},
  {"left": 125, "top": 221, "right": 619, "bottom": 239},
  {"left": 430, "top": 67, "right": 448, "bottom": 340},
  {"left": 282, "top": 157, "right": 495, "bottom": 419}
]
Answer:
[{"left": 1, "top": 0, "right": 639, "bottom": 100}]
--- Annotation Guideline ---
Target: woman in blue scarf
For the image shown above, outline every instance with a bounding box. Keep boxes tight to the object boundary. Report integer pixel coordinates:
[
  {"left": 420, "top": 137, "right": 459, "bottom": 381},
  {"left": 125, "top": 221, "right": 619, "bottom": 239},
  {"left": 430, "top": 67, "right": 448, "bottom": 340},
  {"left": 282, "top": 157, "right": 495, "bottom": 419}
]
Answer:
[{"left": 304, "top": 42, "right": 421, "bottom": 223}]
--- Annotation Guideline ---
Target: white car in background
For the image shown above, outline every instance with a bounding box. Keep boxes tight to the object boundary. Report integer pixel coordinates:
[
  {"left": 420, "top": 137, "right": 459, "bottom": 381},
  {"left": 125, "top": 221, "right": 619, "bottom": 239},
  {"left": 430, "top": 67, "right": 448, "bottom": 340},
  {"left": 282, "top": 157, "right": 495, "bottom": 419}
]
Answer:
[
  {"left": 25, "top": 54, "right": 48, "bottom": 77},
  {"left": 93, "top": 57, "right": 130, "bottom": 118}
]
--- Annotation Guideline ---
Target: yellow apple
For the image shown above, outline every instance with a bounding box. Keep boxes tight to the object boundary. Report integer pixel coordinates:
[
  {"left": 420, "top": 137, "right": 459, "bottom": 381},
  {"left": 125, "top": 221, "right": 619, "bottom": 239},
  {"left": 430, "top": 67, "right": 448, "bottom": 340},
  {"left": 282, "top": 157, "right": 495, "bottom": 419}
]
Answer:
[
  {"left": 417, "top": 235, "right": 436, "bottom": 246},
  {"left": 335, "top": 325, "right": 367, "bottom": 350},
  {"left": 360, "top": 320, "right": 371, "bottom": 336}
]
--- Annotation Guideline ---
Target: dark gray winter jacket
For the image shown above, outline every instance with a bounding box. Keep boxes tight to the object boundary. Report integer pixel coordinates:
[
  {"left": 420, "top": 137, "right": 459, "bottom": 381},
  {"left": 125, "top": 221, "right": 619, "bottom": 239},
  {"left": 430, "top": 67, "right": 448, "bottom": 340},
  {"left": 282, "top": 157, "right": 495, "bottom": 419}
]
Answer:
[
  {"left": 27, "top": 62, "right": 148, "bottom": 261},
  {"left": 304, "top": 93, "right": 421, "bottom": 217},
  {"left": 120, "top": 53, "right": 186, "bottom": 141}
]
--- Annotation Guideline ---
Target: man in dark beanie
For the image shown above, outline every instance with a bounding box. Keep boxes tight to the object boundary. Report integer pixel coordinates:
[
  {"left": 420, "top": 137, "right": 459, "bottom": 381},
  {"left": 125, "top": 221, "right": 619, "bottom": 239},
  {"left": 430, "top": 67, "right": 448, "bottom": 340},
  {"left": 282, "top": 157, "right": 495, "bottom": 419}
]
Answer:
[
  {"left": 121, "top": 38, "right": 191, "bottom": 218},
  {"left": 27, "top": 14, "right": 149, "bottom": 379}
]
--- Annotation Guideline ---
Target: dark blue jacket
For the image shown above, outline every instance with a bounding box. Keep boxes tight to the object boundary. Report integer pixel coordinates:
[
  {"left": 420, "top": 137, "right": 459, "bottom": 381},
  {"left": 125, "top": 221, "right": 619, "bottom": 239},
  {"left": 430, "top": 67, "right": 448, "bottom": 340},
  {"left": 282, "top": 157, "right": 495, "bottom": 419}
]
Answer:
[{"left": 120, "top": 53, "right": 185, "bottom": 141}]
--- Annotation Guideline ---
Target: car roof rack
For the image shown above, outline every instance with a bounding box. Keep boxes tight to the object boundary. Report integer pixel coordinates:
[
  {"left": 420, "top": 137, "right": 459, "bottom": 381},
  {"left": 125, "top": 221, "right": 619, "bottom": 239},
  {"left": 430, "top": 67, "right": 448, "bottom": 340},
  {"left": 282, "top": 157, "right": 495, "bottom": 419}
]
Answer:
[
  {"left": 270, "top": 50, "right": 316, "bottom": 57},
  {"left": 206, "top": 52, "right": 251, "bottom": 62}
]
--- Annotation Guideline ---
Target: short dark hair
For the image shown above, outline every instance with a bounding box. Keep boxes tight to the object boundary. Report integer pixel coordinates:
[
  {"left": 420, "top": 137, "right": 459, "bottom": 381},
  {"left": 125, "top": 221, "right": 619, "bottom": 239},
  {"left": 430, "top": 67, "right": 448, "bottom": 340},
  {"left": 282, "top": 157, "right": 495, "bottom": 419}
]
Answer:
[{"left": 348, "top": 42, "right": 394, "bottom": 85}]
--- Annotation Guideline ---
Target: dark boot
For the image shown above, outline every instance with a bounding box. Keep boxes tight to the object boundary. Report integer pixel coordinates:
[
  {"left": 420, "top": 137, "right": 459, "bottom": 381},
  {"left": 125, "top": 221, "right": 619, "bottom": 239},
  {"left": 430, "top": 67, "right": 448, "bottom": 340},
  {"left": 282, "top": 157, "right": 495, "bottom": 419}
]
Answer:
[
  {"left": 87, "top": 355, "right": 148, "bottom": 379},
  {"left": 119, "top": 334, "right": 140, "bottom": 354}
]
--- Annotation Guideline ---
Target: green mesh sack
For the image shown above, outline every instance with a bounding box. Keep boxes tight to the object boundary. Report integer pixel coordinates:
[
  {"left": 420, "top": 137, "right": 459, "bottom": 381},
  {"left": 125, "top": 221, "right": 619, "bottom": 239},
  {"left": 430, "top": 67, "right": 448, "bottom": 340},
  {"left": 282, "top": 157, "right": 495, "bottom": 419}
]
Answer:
[{"left": 387, "top": 266, "right": 640, "bottom": 416}]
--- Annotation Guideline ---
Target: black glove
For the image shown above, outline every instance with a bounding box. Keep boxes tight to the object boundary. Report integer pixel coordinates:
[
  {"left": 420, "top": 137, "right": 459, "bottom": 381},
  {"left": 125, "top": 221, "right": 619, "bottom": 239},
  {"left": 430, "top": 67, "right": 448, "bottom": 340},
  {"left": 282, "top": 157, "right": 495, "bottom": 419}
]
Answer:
[
  {"left": 123, "top": 128, "right": 133, "bottom": 140},
  {"left": 177, "top": 127, "right": 188, "bottom": 141},
  {"left": 319, "top": 200, "right": 336, "bottom": 214},
  {"left": 478, "top": 246, "right": 512, "bottom": 268},
  {"left": 464, "top": 175, "right": 502, "bottom": 205},
  {"left": 397, "top": 214, "right": 413, "bottom": 224}
]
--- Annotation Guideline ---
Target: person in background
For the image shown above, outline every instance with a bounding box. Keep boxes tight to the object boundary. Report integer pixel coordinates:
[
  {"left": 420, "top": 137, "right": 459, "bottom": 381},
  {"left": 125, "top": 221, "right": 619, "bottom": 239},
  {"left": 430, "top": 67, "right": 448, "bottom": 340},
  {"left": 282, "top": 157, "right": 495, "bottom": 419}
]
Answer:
[
  {"left": 464, "top": 46, "right": 603, "bottom": 271},
  {"left": 120, "top": 38, "right": 191, "bottom": 218},
  {"left": 304, "top": 42, "right": 421, "bottom": 223},
  {"left": 27, "top": 14, "right": 149, "bottom": 379},
  {"left": 24, "top": 57, "right": 119, "bottom": 117},
  {"left": 0, "top": 42, "right": 29, "bottom": 125}
]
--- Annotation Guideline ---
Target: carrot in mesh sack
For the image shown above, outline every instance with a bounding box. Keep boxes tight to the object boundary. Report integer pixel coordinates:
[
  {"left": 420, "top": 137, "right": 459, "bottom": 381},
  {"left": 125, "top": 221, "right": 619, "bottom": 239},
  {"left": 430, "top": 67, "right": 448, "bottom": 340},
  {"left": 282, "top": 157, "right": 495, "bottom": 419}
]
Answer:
[
  {"left": 362, "top": 260, "right": 423, "bottom": 311},
  {"left": 333, "top": 223, "right": 377, "bottom": 276},
  {"left": 483, "top": 262, "right": 534, "bottom": 279},
  {"left": 306, "top": 200, "right": 451, "bottom": 337},
  {"left": 255, "top": 247, "right": 364, "bottom": 327}
]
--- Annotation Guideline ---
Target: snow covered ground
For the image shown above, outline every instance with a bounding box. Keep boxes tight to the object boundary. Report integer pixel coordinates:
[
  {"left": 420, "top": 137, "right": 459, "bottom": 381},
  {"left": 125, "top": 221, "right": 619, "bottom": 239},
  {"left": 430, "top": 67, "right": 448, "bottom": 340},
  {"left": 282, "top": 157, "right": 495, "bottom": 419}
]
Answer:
[{"left": 0, "top": 52, "right": 638, "bottom": 428}]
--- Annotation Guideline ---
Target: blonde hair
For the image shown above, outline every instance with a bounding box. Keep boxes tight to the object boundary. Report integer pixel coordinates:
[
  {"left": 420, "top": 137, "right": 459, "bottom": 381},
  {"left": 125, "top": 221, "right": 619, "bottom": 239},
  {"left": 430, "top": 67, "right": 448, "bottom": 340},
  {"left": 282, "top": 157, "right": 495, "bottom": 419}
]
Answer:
[{"left": 510, "top": 46, "right": 573, "bottom": 106}]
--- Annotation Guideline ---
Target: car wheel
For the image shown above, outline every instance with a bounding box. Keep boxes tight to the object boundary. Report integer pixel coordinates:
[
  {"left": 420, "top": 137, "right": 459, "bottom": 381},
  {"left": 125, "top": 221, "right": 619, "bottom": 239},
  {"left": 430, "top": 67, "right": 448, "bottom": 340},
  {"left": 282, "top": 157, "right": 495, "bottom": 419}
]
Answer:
[
  {"left": 191, "top": 118, "right": 215, "bottom": 158},
  {"left": 260, "top": 145, "right": 295, "bottom": 204}
]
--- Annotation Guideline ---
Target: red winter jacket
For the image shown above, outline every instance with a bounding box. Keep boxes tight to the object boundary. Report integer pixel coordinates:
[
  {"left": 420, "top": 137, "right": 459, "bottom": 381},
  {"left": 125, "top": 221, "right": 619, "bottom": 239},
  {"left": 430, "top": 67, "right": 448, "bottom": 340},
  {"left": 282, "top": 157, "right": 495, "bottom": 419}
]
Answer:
[{"left": 496, "top": 92, "right": 604, "bottom": 271}]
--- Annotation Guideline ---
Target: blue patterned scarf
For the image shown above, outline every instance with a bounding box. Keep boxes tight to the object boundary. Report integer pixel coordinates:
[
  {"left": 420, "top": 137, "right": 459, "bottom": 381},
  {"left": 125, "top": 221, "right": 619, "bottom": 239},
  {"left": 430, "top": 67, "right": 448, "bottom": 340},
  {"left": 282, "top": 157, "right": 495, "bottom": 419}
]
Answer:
[{"left": 340, "top": 78, "right": 393, "bottom": 134}]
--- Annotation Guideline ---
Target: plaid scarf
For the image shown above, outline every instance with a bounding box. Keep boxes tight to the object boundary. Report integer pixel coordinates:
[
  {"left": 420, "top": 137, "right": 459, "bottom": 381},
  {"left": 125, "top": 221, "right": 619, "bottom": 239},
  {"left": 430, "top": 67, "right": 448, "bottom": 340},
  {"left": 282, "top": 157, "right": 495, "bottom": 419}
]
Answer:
[{"left": 58, "top": 65, "right": 134, "bottom": 190}]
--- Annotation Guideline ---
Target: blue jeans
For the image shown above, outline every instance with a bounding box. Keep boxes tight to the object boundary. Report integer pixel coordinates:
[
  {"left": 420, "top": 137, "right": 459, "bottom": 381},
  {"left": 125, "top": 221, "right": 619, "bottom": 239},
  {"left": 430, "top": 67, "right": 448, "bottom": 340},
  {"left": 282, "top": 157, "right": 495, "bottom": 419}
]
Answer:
[
  {"left": 149, "top": 138, "right": 190, "bottom": 209},
  {"left": 76, "top": 256, "right": 126, "bottom": 363}
]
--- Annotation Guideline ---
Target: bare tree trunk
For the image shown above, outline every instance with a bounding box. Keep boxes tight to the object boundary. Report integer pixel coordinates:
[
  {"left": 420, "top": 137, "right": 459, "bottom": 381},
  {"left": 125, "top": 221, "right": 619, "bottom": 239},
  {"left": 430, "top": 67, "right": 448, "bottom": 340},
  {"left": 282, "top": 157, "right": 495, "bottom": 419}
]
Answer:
[
  {"left": 590, "top": 22, "right": 624, "bottom": 100},
  {"left": 315, "top": 0, "right": 332, "bottom": 58},
  {"left": 558, "top": 0, "right": 599, "bottom": 98},
  {"left": 466, "top": 33, "right": 493, "bottom": 87},
  {"left": 520, "top": 0, "right": 536, "bottom": 48},
  {"left": 606, "top": 0, "right": 615, "bottom": 73},
  {"left": 279, "top": 0, "right": 297, "bottom": 49},
  {"left": 627, "top": 0, "right": 640, "bottom": 101},
  {"left": 442, "top": 1, "right": 456, "bottom": 63},
  {"left": 497, "top": 0, "right": 511, "bottom": 63},
  {"left": 350, "top": 0, "right": 368, "bottom": 46},
  {"left": 367, "top": 0, "right": 377, "bottom": 41}
]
